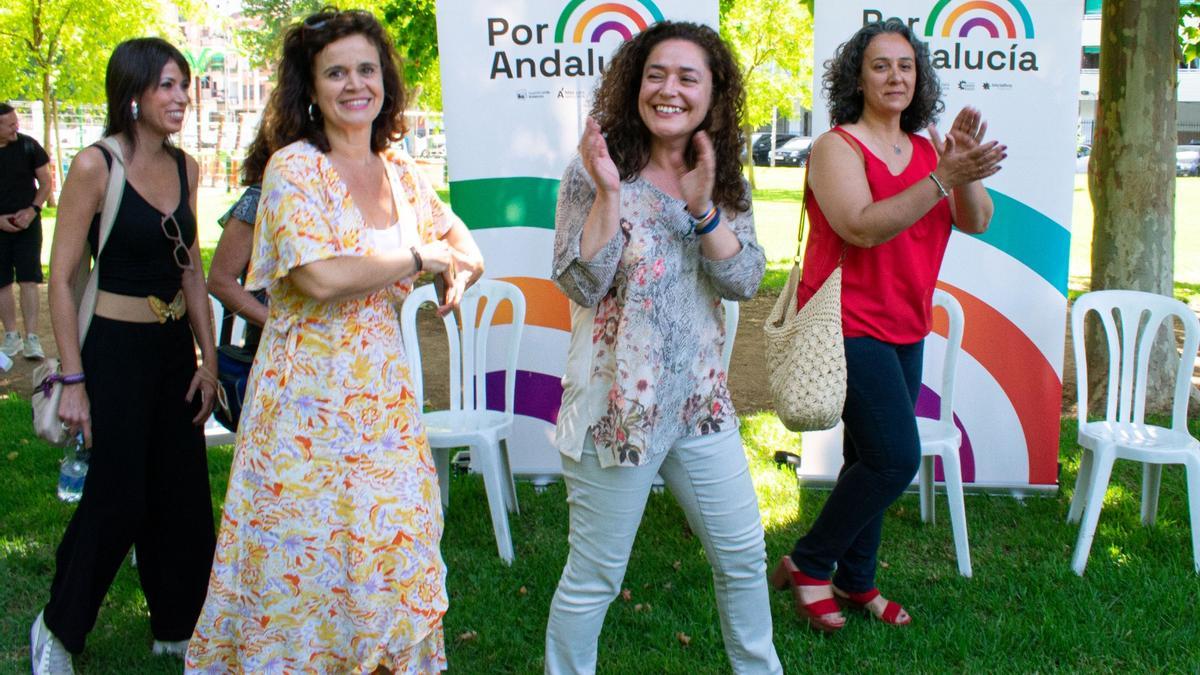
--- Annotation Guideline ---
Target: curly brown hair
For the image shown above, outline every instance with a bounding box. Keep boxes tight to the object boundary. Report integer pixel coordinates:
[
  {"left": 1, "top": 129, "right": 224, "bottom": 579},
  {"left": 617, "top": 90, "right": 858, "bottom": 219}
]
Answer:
[
  {"left": 261, "top": 8, "right": 407, "bottom": 156},
  {"left": 591, "top": 21, "right": 748, "bottom": 213},
  {"left": 825, "top": 19, "right": 943, "bottom": 133}
]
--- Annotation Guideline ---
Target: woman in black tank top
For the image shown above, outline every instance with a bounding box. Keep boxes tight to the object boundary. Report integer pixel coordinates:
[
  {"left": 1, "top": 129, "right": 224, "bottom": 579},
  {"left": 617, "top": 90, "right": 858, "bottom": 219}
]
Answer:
[{"left": 33, "top": 38, "right": 217, "bottom": 671}]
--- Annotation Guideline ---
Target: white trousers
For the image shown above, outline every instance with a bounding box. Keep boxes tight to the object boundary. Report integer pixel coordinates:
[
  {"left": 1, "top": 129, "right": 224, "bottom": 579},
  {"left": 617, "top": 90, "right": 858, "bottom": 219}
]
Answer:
[{"left": 544, "top": 428, "right": 782, "bottom": 674}]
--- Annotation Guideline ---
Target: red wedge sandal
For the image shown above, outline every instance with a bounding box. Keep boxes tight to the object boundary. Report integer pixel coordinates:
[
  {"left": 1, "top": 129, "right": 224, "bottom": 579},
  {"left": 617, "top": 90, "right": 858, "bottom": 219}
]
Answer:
[
  {"left": 769, "top": 556, "right": 846, "bottom": 633},
  {"left": 834, "top": 587, "right": 911, "bottom": 626}
]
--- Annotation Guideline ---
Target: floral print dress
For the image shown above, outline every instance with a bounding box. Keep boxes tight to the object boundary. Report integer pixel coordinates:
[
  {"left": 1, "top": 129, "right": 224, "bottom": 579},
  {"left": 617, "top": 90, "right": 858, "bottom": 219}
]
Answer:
[
  {"left": 551, "top": 157, "right": 765, "bottom": 468},
  {"left": 186, "top": 141, "right": 455, "bottom": 674}
]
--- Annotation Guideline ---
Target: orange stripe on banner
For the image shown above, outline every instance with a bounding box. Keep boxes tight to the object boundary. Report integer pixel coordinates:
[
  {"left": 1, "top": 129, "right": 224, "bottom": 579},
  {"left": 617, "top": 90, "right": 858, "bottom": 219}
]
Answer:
[
  {"left": 935, "top": 282, "right": 1061, "bottom": 485},
  {"left": 485, "top": 277, "right": 570, "bottom": 332}
]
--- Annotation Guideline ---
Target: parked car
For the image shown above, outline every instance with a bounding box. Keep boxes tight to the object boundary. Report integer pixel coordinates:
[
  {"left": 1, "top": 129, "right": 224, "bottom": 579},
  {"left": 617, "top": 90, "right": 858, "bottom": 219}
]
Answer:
[
  {"left": 1075, "top": 144, "right": 1091, "bottom": 174},
  {"left": 1178, "top": 145, "right": 1200, "bottom": 177},
  {"left": 751, "top": 132, "right": 797, "bottom": 166},
  {"left": 771, "top": 136, "right": 814, "bottom": 167}
]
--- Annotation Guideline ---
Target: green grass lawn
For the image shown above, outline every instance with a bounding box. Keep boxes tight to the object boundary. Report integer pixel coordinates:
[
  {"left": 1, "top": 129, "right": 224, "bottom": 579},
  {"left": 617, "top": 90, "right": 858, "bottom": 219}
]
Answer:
[{"left": 3, "top": 396, "right": 1199, "bottom": 672}]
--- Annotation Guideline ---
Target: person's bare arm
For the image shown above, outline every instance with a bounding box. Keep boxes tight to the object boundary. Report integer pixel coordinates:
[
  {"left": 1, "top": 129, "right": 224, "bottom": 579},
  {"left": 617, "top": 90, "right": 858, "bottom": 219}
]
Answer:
[{"left": 209, "top": 218, "right": 269, "bottom": 326}]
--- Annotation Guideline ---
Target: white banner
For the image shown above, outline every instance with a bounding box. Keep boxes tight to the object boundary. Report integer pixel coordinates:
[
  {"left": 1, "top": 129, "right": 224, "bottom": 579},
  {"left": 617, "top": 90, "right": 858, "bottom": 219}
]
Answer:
[
  {"left": 436, "top": 0, "right": 719, "bottom": 477},
  {"left": 800, "top": 0, "right": 1082, "bottom": 491}
]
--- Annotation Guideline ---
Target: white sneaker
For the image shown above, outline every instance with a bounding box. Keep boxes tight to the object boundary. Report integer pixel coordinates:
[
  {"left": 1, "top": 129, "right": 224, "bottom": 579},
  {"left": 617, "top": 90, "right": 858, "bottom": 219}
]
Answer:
[
  {"left": 151, "top": 639, "right": 189, "bottom": 658},
  {"left": 1, "top": 331, "right": 20, "bottom": 357},
  {"left": 23, "top": 333, "right": 45, "bottom": 360},
  {"left": 30, "top": 611, "right": 74, "bottom": 675}
]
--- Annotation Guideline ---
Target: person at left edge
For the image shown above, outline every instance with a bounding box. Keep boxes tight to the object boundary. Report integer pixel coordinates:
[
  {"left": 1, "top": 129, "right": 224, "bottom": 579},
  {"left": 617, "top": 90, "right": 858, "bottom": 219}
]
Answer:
[
  {"left": 31, "top": 37, "right": 218, "bottom": 674},
  {"left": 0, "top": 102, "right": 52, "bottom": 360}
]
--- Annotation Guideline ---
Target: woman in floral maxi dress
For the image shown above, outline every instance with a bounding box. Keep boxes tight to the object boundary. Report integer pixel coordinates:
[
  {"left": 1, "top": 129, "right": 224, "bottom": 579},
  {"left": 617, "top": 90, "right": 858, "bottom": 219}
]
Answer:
[{"left": 186, "top": 10, "right": 483, "bottom": 673}]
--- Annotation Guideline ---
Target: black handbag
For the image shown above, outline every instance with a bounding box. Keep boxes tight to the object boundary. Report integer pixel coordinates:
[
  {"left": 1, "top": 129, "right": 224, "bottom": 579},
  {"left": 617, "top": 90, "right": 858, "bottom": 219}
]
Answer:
[{"left": 212, "top": 294, "right": 262, "bottom": 433}]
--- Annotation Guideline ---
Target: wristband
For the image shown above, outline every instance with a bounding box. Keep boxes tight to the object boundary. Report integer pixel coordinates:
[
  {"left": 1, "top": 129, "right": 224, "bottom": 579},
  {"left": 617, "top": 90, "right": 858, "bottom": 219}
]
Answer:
[
  {"left": 694, "top": 208, "right": 722, "bottom": 235},
  {"left": 56, "top": 372, "right": 86, "bottom": 385},
  {"left": 928, "top": 172, "right": 949, "bottom": 199},
  {"left": 31, "top": 205, "right": 42, "bottom": 215},
  {"left": 410, "top": 246, "right": 423, "bottom": 273}
]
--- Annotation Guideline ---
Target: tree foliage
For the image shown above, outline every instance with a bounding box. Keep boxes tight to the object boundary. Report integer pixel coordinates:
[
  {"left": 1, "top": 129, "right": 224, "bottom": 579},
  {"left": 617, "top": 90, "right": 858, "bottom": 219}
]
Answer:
[
  {"left": 380, "top": 0, "right": 440, "bottom": 110},
  {"left": 0, "top": 0, "right": 161, "bottom": 104},
  {"left": 1181, "top": 1, "right": 1200, "bottom": 63},
  {"left": 721, "top": 0, "right": 813, "bottom": 130}
]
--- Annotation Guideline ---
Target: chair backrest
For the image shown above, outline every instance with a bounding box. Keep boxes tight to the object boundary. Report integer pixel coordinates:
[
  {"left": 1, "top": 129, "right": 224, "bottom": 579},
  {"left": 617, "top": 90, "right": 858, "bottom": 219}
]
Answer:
[
  {"left": 400, "top": 279, "right": 527, "bottom": 419},
  {"left": 721, "top": 298, "right": 739, "bottom": 370},
  {"left": 1071, "top": 289, "right": 1200, "bottom": 430},
  {"left": 931, "top": 289, "right": 965, "bottom": 423}
]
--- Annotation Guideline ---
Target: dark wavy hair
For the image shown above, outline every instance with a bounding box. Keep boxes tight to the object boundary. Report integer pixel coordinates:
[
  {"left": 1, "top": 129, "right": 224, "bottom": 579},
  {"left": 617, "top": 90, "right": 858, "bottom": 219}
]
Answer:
[
  {"left": 591, "top": 21, "right": 748, "bottom": 213},
  {"left": 103, "top": 38, "right": 191, "bottom": 153},
  {"left": 824, "top": 19, "right": 942, "bottom": 133},
  {"left": 263, "top": 8, "right": 406, "bottom": 156}
]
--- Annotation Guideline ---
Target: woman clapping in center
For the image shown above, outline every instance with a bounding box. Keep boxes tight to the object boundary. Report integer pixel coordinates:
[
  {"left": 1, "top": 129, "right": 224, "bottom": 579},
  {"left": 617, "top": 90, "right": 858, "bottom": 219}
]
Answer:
[{"left": 545, "top": 21, "right": 781, "bottom": 674}]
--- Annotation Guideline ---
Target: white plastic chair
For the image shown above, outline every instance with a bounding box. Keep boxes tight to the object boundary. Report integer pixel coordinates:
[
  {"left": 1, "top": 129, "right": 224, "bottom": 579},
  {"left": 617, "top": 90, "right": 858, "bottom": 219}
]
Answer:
[
  {"left": 400, "top": 279, "right": 526, "bottom": 564},
  {"left": 1068, "top": 290, "right": 1200, "bottom": 575},
  {"left": 917, "top": 289, "right": 972, "bottom": 577}
]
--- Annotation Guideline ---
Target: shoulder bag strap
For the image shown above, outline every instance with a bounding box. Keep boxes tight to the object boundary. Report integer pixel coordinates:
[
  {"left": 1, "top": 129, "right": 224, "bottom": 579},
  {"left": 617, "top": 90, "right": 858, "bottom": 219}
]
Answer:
[
  {"left": 76, "top": 137, "right": 126, "bottom": 341},
  {"left": 798, "top": 129, "right": 863, "bottom": 267}
]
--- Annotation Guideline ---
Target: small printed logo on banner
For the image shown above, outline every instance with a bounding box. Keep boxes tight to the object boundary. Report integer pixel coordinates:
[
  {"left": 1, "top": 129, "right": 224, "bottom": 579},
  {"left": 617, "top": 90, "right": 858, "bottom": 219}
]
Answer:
[
  {"left": 557, "top": 88, "right": 586, "bottom": 100},
  {"left": 862, "top": 0, "right": 1038, "bottom": 73},
  {"left": 956, "top": 80, "right": 975, "bottom": 91},
  {"left": 982, "top": 82, "right": 1014, "bottom": 91},
  {"left": 485, "top": 0, "right": 663, "bottom": 81},
  {"left": 516, "top": 89, "right": 552, "bottom": 100}
]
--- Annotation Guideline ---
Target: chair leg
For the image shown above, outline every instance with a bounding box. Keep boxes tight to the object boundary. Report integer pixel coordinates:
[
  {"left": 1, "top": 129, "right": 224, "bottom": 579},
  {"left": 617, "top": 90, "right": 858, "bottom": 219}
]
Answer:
[
  {"left": 1067, "top": 448, "right": 1095, "bottom": 524},
  {"left": 499, "top": 438, "right": 520, "bottom": 515},
  {"left": 1186, "top": 457, "right": 1200, "bottom": 574},
  {"left": 1141, "top": 463, "right": 1163, "bottom": 527},
  {"left": 919, "top": 455, "right": 935, "bottom": 524},
  {"left": 940, "top": 449, "right": 972, "bottom": 578},
  {"left": 432, "top": 446, "right": 450, "bottom": 512},
  {"left": 1071, "top": 451, "right": 1116, "bottom": 576},
  {"left": 473, "top": 442, "right": 515, "bottom": 565}
]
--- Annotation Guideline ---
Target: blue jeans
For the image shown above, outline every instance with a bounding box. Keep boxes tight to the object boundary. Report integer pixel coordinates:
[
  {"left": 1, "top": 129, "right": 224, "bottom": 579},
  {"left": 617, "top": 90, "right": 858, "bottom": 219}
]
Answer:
[{"left": 790, "top": 336, "right": 923, "bottom": 593}]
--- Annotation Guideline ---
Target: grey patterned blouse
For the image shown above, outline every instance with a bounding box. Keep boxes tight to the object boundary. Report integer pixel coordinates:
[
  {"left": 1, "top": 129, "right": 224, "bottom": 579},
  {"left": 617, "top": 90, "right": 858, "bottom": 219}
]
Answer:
[{"left": 551, "top": 156, "right": 765, "bottom": 468}]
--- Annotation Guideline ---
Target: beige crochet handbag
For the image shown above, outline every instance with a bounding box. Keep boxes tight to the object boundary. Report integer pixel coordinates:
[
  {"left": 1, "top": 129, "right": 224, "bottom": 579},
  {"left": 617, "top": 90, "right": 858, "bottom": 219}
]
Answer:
[
  {"left": 763, "top": 157, "right": 846, "bottom": 432},
  {"left": 31, "top": 137, "right": 125, "bottom": 445}
]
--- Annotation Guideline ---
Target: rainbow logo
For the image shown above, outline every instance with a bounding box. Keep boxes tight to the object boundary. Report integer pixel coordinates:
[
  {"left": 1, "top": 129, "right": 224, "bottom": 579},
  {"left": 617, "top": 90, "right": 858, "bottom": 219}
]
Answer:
[
  {"left": 554, "top": 0, "right": 665, "bottom": 44},
  {"left": 925, "top": 0, "right": 1035, "bottom": 40}
]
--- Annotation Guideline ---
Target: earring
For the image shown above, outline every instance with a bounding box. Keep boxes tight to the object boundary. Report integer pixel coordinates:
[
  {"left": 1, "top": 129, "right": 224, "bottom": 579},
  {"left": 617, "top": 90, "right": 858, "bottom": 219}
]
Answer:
[
  {"left": 308, "top": 103, "right": 319, "bottom": 122},
  {"left": 131, "top": 100, "right": 140, "bottom": 120}
]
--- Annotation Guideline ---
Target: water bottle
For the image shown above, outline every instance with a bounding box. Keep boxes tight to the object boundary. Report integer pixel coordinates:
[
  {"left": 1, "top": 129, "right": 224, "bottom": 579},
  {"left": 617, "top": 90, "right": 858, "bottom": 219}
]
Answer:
[
  {"left": 56, "top": 435, "right": 88, "bottom": 503},
  {"left": 0, "top": 351, "right": 11, "bottom": 371}
]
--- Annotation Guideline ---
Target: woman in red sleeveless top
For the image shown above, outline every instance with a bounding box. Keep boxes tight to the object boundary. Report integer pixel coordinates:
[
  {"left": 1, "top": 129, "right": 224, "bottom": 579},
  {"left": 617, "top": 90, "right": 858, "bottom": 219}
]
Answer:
[{"left": 770, "top": 19, "right": 1005, "bottom": 632}]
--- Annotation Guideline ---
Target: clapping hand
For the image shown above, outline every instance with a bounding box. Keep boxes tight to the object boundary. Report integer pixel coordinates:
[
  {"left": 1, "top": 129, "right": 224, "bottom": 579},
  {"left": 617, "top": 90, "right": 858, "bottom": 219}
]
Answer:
[
  {"left": 928, "top": 107, "right": 1006, "bottom": 189},
  {"left": 580, "top": 117, "right": 620, "bottom": 195},
  {"left": 680, "top": 131, "right": 716, "bottom": 216}
]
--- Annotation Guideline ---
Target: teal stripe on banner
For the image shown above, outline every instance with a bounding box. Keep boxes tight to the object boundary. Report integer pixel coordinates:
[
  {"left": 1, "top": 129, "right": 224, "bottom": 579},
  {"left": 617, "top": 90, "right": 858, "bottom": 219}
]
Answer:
[
  {"left": 450, "top": 178, "right": 560, "bottom": 231},
  {"left": 970, "top": 189, "right": 1070, "bottom": 296}
]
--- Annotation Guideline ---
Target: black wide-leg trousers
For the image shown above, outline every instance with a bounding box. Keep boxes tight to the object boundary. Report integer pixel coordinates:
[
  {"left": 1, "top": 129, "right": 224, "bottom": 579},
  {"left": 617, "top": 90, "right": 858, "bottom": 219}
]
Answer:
[{"left": 44, "top": 315, "right": 216, "bottom": 654}]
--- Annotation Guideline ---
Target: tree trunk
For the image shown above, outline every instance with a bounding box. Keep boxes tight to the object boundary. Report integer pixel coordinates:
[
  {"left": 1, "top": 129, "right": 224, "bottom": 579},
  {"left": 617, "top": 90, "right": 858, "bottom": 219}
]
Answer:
[
  {"left": 51, "top": 98, "right": 62, "bottom": 207},
  {"left": 743, "top": 123, "right": 756, "bottom": 190},
  {"left": 41, "top": 70, "right": 58, "bottom": 207},
  {"left": 1087, "top": 0, "right": 1180, "bottom": 414}
]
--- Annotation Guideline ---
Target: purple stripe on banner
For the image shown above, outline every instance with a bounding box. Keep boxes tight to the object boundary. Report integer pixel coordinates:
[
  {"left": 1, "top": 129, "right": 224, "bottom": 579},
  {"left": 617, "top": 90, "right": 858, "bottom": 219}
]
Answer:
[
  {"left": 591, "top": 21, "right": 632, "bottom": 42},
  {"left": 916, "top": 386, "right": 976, "bottom": 483},
  {"left": 958, "top": 17, "right": 999, "bottom": 38},
  {"left": 486, "top": 370, "right": 562, "bottom": 425}
]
